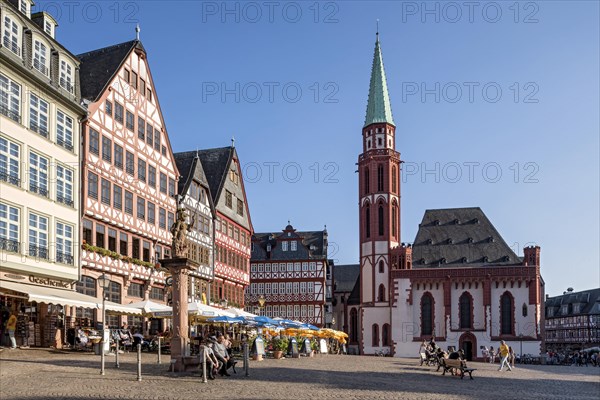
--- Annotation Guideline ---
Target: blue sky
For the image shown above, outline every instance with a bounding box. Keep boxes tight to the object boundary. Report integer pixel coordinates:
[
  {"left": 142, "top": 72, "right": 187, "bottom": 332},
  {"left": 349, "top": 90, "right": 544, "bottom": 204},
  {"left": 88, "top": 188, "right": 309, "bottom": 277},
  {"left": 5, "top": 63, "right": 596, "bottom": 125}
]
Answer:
[{"left": 43, "top": 1, "right": 599, "bottom": 296}]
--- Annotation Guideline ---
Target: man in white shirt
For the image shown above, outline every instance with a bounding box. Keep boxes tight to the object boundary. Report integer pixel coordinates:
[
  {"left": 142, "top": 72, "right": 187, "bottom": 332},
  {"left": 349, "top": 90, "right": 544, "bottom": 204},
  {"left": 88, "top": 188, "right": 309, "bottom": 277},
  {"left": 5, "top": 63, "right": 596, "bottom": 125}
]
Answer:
[{"left": 212, "top": 335, "right": 232, "bottom": 376}]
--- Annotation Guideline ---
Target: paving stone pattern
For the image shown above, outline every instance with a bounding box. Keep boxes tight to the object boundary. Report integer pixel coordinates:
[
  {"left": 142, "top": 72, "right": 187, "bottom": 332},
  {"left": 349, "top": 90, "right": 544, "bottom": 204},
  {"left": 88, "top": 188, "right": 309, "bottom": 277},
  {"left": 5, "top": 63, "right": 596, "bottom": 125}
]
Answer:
[{"left": 0, "top": 349, "right": 599, "bottom": 400}]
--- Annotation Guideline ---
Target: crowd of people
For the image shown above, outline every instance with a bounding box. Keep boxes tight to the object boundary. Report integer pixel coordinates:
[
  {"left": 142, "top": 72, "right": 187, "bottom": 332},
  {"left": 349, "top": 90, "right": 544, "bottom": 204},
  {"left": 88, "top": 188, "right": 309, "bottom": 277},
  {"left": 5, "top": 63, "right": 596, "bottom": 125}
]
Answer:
[{"left": 545, "top": 350, "right": 599, "bottom": 366}]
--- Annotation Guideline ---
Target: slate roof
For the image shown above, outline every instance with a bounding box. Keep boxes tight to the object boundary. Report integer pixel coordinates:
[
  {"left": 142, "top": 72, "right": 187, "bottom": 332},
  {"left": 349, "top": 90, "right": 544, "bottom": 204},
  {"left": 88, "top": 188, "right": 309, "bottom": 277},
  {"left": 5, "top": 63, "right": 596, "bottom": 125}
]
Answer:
[
  {"left": 411, "top": 207, "right": 522, "bottom": 268},
  {"left": 333, "top": 264, "right": 360, "bottom": 293},
  {"left": 364, "top": 35, "right": 395, "bottom": 127},
  {"left": 77, "top": 40, "right": 143, "bottom": 101},
  {"left": 347, "top": 276, "right": 361, "bottom": 305},
  {"left": 196, "top": 147, "right": 234, "bottom": 204},
  {"left": 546, "top": 288, "right": 600, "bottom": 317},
  {"left": 173, "top": 151, "right": 210, "bottom": 195},
  {"left": 251, "top": 224, "right": 328, "bottom": 262}
]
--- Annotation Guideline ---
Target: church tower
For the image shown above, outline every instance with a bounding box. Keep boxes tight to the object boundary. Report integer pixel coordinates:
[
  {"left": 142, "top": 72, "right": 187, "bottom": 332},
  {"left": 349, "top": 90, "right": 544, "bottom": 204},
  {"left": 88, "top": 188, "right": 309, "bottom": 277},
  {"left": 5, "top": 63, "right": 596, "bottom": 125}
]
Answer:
[{"left": 358, "top": 32, "right": 401, "bottom": 353}]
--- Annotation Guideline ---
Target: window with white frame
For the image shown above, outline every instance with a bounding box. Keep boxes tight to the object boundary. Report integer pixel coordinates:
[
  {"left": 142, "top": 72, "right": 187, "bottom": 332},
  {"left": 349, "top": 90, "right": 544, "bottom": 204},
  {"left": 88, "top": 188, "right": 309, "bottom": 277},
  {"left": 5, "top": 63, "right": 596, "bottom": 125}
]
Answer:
[
  {"left": 19, "top": 0, "right": 30, "bottom": 16},
  {"left": 56, "top": 110, "right": 74, "bottom": 151},
  {"left": 301, "top": 305, "right": 307, "bottom": 317},
  {"left": 0, "top": 202, "right": 19, "bottom": 253},
  {"left": 258, "top": 283, "right": 264, "bottom": 294},
  {"left": 272, "top": 282, "right": 278, "bottom": 294},
  {"left": 265, "top": 263, "right": 271, "bottom": 273},
  {"left": 0, "top": 137, "right": 20, "bottom": 187},
  {"left": 279, "top": 282, "right": 285, "bottom": 294},
  {"left": 291, "top": 240, "right": 297, "bottom": 251},
  {"left": 282, "top": 241, "right": 288, "bottom": 251},
  {"left": 308, "top": 306, "right": 314, "bottom": 317},
  {"left": 265, "top": 283, "right": 271, "bottom": 295},
  {"left": 258, "top": 263, "right": 263, "bottom": 272},
  {"left": 307, "top": 282, "right": 314, "bottom": 294},
  {"left": 0, "top": 74, "right": 21, "bottom": 122},
  {"left": 266, "top": 305, "right": 272, "bottom": 317},
  {"left": 292, "top": 282, "right": 299, "bottom": 294},
  {"left": 287, "top": 263, "right": 293, "bottom": 272},
  {"left": 302, "top": 262, "right": 308, "bottom": 271},
  {"left": 29, "top": 152, "right": 48, "bottom": 197},
  {"left": 300, "top": 282, "right": 306, "bottom": 294},
  {"left": 44, "top": 20, "right": 53, "bottom": 37},
  {"left": 56, "top": 222, "right": 73, "bottom": 265},
  {"left": 2, "top": 15, "right": 21, "bottom": 56},
  {"left": 250, "top": 264, "right": 256, "bottom": 273},
  {"left": 28, "top": 212, "right": 48, "bottom": 259},
  {"left": 29, "top": 94, "right": 49, "bottom": 137},
  {"left": 294, "top": 305, "right": 300, "bottom": 318},
  {"left": 309, "top": 262, "right": 316, "bottom": 271},
  {"left": 287, "top": 305, "right": 293, "bottom": 318},
  {"left": 59, "top": 60, "right": 74, "bottom": 93},
  {"left": 56, "top": 164, "right": 73, "bottom": 207},
  {"left": 294, "top": 263, "right": 301, "bottom": 272},
  {"left": 32, "top": 40, "right": 48, "bottom": 75},
  {"left": 286, "top": 282, "right": 292, "bottom": 294}
]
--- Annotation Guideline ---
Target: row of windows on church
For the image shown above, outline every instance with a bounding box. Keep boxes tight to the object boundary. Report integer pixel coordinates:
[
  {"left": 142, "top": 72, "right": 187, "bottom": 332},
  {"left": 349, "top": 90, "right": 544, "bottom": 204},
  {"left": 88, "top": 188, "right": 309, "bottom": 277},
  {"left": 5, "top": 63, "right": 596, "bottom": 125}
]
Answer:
[
  {"left": 364, "top": 202, "right": 399, "bottom": 239},
  {"left": 363, "top": 165, "right": 397, "bottom": 195},
  {"left": 419, "top": 292, "right": 528, "bottom": 336}
]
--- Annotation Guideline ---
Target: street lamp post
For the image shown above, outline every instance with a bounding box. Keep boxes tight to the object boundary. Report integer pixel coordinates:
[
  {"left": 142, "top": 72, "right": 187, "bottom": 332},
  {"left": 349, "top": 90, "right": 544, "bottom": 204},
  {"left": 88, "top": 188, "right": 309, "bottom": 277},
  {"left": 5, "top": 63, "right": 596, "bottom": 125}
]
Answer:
[
  {"left": 519, "top": 333, "right": 523, "bottom": 363},
  {"left": 258, "top": 295, "right": 266, "bottom": 315},
  {"left": 98, "top": 273, "right": 111, "bottom": 376}
]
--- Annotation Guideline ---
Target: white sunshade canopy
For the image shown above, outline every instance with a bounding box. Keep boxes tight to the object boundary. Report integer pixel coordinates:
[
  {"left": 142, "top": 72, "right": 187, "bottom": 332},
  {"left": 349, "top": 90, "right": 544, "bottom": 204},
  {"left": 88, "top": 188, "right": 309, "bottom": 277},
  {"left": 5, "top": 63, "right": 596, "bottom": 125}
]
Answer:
[
  {"left": 188, "top": 301, "right": 236, "bottom": 317},
  {"left": 127, "top": 299, "right": 171, "bottom": 315},
  {"left": 0, "top": 280, "right": 99, "bottom": 309}
]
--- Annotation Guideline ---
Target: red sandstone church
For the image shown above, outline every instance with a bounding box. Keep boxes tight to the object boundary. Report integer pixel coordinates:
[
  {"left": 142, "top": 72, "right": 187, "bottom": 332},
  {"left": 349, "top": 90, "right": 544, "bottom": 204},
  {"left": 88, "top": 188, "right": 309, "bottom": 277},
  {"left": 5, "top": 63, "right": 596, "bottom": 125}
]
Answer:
[{"left": 343, "top": 33, "right": 545, "bottom": 359}]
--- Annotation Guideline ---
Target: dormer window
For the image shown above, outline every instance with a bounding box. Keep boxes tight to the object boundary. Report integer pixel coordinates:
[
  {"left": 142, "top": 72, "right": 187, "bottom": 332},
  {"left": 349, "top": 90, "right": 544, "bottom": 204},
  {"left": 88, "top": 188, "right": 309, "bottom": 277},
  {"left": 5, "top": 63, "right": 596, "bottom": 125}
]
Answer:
[
  {"left": 282, "top": 241, "right": 288, "bottom": 251},
  {"left": 44, "top": 20, "right": 53, "bottom": 37},
  {"left": 20, "top": 0, "right": 30, "bottom": 17},
  {"left": 2, "top": 15, "right": 21, "bottom": 57},
  {"left": 59, "top": 60, "right": 74, "bottom": 93},
  {"left": 33, "top": 40, "right": 49, "bottom": 76},
  {"left": 266, "top": 244, "right": 271, "bottom": 252},
  {"left": 290, "top": 241, "right": 297, "bottom": 251}
]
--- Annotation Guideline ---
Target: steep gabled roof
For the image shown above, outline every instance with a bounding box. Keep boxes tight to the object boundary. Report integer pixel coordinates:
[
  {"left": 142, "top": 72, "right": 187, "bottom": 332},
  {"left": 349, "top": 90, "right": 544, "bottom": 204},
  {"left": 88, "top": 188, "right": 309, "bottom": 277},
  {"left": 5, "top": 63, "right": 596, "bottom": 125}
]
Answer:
[
  {"left": 333, "top": 264, "right": 360, "bottom": 293},
  {"left": 77, "top": 40, "right": 143, "bottom": 101},
  {"left": 364, "top": 34, "right": 395, "bottom": 128},
  {"left": 347, "top": 275, "right": 361, "bottom": 305},
  {"left": 411, "top": 207, "right": 521, "bottom": 268},
  {"left": 251, "top": 224, "right": 328, "bottom": 261},
  {"left": 173, "top": 151, "right": 210, "bottom": 194},
  {"left": 196, "top": 146, "right": 234, "bottom": 204}
]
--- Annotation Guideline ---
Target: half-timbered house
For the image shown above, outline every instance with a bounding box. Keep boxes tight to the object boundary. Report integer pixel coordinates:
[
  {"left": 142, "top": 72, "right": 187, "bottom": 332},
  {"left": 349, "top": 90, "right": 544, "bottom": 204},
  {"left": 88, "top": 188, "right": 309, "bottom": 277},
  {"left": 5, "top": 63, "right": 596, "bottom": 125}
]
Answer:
[
  {"left": 173, "top": 152, "right": 215, "bottom": 303},
  {"left": 197, "top": 145, "right": 252, "bottom": 308},
  {"left": 247, "top": 224, "right": 329, "bottom": 327},
  {"left": 77, "top": 39, "right": 178, "bottom": 332}
]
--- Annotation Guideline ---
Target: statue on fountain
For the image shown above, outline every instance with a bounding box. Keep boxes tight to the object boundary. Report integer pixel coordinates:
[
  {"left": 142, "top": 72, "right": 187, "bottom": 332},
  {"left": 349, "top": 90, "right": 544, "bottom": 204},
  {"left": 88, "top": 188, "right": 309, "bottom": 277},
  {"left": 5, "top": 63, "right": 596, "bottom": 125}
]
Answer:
[{"left": 170, "top": 207, "right": 195, "bottom": 257}]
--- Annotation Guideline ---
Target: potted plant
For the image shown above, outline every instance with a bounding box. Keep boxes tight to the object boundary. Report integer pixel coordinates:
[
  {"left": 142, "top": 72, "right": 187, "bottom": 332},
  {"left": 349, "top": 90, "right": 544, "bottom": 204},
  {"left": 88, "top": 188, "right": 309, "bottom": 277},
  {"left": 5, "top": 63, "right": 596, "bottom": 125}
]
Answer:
[
  {"left": 271, "top": 337, "right": 288, "bottom": 359},
  {"left": 311, "top": 339, "right": 319, "bottom": 356}
]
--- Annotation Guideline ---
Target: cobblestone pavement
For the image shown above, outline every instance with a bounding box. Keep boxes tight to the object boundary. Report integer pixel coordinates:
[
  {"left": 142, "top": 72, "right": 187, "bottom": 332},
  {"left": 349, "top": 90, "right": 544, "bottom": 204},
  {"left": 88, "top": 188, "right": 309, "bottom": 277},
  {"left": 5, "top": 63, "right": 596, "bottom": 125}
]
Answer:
[{"left": 1, "top": 348, "right": 599, "bottom": 400}]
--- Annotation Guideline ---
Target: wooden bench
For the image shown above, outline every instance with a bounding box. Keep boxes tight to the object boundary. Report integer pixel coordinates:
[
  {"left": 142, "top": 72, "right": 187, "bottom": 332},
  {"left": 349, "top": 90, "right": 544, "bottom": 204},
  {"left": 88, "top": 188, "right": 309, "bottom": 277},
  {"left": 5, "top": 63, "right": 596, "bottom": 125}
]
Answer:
[{"left": 441, "top": 358, "right": 476, "bottom": 380}]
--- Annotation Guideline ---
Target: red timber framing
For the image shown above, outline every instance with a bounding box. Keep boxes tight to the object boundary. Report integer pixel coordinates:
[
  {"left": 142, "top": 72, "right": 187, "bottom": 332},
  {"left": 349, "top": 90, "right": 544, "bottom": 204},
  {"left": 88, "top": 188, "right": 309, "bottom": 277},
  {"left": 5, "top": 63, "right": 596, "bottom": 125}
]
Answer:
[{"left": 79, "top": 40, "right": 178, "bottom": 321}]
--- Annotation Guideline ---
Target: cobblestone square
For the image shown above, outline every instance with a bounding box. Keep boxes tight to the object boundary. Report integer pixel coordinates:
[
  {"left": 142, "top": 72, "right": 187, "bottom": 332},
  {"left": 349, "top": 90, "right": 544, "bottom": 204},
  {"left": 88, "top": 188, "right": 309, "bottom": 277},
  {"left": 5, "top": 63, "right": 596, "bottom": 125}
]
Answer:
[{"left": 1, "top": 349, "right": 598, "bottom": 400}]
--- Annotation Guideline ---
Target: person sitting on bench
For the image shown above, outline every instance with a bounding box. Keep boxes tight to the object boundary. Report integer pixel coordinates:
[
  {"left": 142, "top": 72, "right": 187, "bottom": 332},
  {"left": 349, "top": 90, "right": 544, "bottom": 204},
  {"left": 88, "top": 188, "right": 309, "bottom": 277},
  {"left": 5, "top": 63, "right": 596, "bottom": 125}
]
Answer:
[
  {"left": 199, "top": 337, "right": 220, "bottom": 380},
  {"left": 211, "top": 335, "right": 234, "bottom": 376}
]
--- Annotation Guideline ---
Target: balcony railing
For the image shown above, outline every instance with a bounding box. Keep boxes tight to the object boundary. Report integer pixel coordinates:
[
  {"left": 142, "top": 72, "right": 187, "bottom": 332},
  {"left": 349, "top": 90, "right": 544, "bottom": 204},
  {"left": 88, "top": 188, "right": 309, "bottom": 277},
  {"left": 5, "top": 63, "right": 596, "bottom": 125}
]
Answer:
[
  {"left": 56, "top": 251, "right": 74, "bottom": 265},
  {"left": 57, "top": 138, "right": 74, "bottom": 152},
  {"left": 0, "top": 171, "right": 20, "bottom": 187},
  {"left": 29, "top": 244, "right": 49, "bottom": 260},
  {"left": 59, "top": 79, "right": 74, "bottom": 94},
  {"left": 0, "top": 238, "right": 20, "bottom": 253},
  {"left": 30, "top": 122, "right": 49, "bottom": 138},
  {"left": 30, "top": 184, "right": 49, "bottom": 198},
  {"left": 56, "top": 195, "right": 74, "bottom": 208},
  {"left": 0, "top": 104, "right": 20, "bottom": 123},
  {"left": 33, "top": 60, "right": 48, "bottom": 76},
  {"left": 2, "top": 38, "right": 21, "bottom": 57}
]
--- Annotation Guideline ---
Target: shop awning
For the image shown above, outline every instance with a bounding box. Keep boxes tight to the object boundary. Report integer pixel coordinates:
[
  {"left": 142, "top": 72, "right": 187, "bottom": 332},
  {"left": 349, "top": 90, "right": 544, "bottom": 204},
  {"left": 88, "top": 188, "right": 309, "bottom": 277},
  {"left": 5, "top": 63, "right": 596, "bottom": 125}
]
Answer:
[
  {"left": 103, "top": 301, "right": 143, "bottom": 315},
  {"left": 0, "top": 280, "right": 99, "bottom": 309}
]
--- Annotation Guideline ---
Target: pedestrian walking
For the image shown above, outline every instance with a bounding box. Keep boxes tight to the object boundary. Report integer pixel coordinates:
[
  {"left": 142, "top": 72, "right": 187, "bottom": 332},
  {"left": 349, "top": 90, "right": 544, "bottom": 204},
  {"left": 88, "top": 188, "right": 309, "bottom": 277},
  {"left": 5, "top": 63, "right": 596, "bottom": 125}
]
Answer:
[
  {"left": 498, "top": 340, "right": 513, "bottom": 371},
  {"left": 6, "top": 313, "right": 17, "bottom": 349},
  {"left": 509, "top": 346, "right": 516, "bottom": 368}
]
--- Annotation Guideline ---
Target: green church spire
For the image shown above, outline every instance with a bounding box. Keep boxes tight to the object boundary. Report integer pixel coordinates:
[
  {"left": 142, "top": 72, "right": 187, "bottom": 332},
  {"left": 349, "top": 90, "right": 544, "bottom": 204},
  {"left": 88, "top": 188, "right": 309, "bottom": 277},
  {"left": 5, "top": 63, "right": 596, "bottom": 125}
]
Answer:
[{"left": 364, "top": 33, "right": 395, "bottom": 128}]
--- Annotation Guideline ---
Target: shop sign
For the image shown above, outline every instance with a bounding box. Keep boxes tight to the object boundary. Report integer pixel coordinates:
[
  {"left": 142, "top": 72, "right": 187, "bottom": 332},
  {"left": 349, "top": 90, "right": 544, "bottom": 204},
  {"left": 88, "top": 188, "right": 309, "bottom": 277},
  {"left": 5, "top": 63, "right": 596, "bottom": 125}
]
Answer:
[
  {"left": 28, "top": 275, "right": 75, "bottom": 289},
  {"left": 4, "top": 274, "right": 26, "bottom": 280}
]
